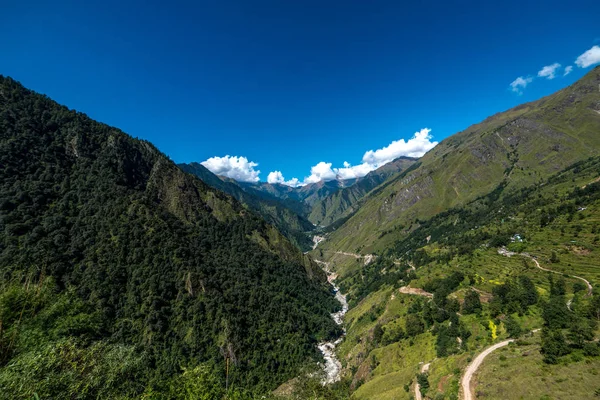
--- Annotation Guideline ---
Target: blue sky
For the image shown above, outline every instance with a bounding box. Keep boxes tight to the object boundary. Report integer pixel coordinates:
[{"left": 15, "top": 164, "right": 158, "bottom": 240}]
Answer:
[{"left": 2, "top": 0, "right": 599, "bottom": 185}]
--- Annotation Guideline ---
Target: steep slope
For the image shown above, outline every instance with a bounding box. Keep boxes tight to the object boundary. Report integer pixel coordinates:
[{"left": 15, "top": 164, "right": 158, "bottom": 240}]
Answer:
[
  {"left": 0, "top": 76, "right": 340, "bottom": 397},
  {"left": 320, "top": 66, "right": 600, "bottom": 255},
  {"left": 245, "top": 179, "right": 357, "bottom": 207},
  {"left": 322, "top": 154, "right": 600, "bottom": 400},
  {"left": 178, "top": 162, "right": 314, "bottom": 250},
  {"left": 308, "top": 157, "right": 417, "bottom": 227}
]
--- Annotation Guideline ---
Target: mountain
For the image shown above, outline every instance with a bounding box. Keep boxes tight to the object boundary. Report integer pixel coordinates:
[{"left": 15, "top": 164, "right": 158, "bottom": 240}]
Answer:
[
  {"left": 329, "top": 151, "right": 600, "bottom": 400},
  {"left": 243, "top": 179, "right": 357, "bottom": 207},
  {"left": 0, "top": 75, "right": 341, "bottom": 398},
  {"left": 181, "top": 158, "right": 417, "bottom": 239},
  {"left": 178, "top": 162, "right": 314, "bottom": 250},
  {"left": 304, "top": 68, "right": 600, "bottom": 400},
  {"left": 307, "top": 157, "right": 417, "bottom": 227},
  {"left": 319, "top": 66, "right": 600, "bottom": 256}
]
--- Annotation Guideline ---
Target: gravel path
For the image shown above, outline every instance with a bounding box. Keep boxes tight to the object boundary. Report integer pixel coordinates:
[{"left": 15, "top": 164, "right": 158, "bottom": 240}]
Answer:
[
  {"left": 414, "top": 362, "right": 431, "bottom": 400},
  {"left": 460, "top": 339, "right": 513, "bottom": 400}
]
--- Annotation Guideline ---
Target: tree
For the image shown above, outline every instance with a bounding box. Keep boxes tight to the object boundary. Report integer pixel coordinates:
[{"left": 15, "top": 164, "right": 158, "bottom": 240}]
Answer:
[
  {"left": 541, "top": 328, "right": 570, "bottom": 364},
  {"left": 462, "top": 290, "right": 482, "bottom": 315},
  {"left": 373, "top": 324, "right": 384, "bottom": 345},
  {"left": 542, "top": 296, "right": 571, "bottom": 329},
  {"left": 590, "top": 295, "right": 600, "bottom": 322},
  {"left": 549, "top": 276, "right": 566, "bottom": 297},
  {"left": 568, "top": 316, "right": 594, "bottom": 348},
  {"left": 504, "top": 315, "right": 522, "bottom": 338},
  {"left": 416, "top": 373, "right": 430, "bottom": 397},
  {"left": 572, "top": 282, "right": 586, "bottom": 294},
  {"left": 519, "top": 276, "right": 539, "bottom": 307},
  {"left": 550, "top": 250, "right": 560, "bottom": 264},
  {"left": 406, "top": 314, "right": 425, "bottom": 337}
]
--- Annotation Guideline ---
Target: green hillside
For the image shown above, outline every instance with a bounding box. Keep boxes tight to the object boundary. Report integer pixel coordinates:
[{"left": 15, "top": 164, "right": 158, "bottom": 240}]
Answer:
[
  {"left": 318, "top": 66, "right": 600, "bottom": 256},
  {"left": 178, "top": 162, "right": 314, "bottom": 250},
  {"left": 316, "top": 154, "right": 600, "bottom": 400},
  {"left": 0, "top": 76, "right": 341, "bottom": 398},
  {"left": 308, "top": 157, "right": 417, "bottom": 227}
]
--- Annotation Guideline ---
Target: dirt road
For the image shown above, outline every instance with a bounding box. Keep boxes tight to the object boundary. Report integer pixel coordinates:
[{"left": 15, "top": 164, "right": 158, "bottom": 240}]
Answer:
[
  {"left": 414, "top": 362, "right": 431, "bottom": 400},
  {"left": 460, "top": 339, "right": 513, "bottom": 400},
  {"left": 498, "top": 248, "right": 593, "bottom": 296},
  {"left": 524, "top": 253, "right": 592, "bottom": 296}
]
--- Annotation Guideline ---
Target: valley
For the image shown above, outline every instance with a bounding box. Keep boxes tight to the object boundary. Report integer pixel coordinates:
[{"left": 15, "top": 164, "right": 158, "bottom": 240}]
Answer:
[{"left": 1, "top": 67, "right": 600, "bottom": 400}]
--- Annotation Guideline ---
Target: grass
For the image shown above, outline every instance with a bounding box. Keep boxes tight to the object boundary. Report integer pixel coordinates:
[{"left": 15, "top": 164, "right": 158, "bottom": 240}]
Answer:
[
  {"left": 352, "top": 333, "right": 436, "bottom": 400},
  {"left": 475, "top": 337, "right": 600, "bottom": 399}
]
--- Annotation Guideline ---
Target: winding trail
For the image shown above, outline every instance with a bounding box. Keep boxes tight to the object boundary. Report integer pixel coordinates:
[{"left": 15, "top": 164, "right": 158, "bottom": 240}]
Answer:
[
  {"left": 498, "top": 248, "right": 593, "bottom": 296},
  {"left": 414, "top": 362, "right": 431, "bottom": 400},
  {"left": 525, "top": 253, "right": 592, "bottom": 296},
  {"left": 460, "top": 339, "right": 513, "bottom": 400},
  {"left": 460, "top": 329, "right": 541, "bottom": 399}
]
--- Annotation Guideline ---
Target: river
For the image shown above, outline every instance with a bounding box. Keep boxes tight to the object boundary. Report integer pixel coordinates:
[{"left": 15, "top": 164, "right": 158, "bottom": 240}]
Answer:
[{"left": 314, "top": 258, "right": 348, "bottom": 384}]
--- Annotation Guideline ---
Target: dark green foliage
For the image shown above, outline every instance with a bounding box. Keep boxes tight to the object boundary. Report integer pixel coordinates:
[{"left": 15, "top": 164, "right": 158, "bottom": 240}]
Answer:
[
  {"left": 541, "top": 328, "right": 570, "bottom": 364},
  {"left": 0, "top": 76, "right": 340, "bottom": 395},
  {"left": 568, "top": 316, "right": 595, "bottom": 349},
  {"left": 490, "top": 276, "right": 538, "bottom": 316},
  {"left": 462, "top": 290, "right": 482, "bottom": 315},
  {"left": 423, "top": 272, "right": 464, "bottom": 308},
  {"left": 373, "top": 324, "right": 384, "bottom": 345},
  {"left": 340, "top": 258, "right": 416, "bottom": 307},
  {"left": 583, "top": 342, "right": 600, "bottom": 357},
  {"left": 381, "top": 324, "right": 405, "bottom": 345},
  {"left": 542, "top": 296, "right": 571, "bottom": 330},
  {"left": 573, "top": 282, "right": 586, "bottom": 294},
  {"left": 504, "top": 315, "right": 522, "bottom": 338},
  {"left": 434, "top": 315, "right": 470, "bottom": 357},
  {"left": 549, "top": 275, "right": 567, "bottom": 297},
  {"left": 405, "top": 314, "right": 425, "bottom": 337},
  {"left": 416, "top": 372, "right": 430, "bottom": 397},
  {"left": 590, "top": 295, "right": 600, "bottom": 321},
  {"left": 178, "top": 163, "right": 313, "bottom": 251}
]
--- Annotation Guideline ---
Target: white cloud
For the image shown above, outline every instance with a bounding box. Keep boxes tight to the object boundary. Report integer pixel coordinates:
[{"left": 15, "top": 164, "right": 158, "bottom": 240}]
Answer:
[
  {"left": 201, "top": 155, "right": 260, "bottom": 182},
  {"left": 575, "top": 45, "right": 600, "bottom": 68},
  {"left": 267, "top": 171, "right": 284, "bottom": 184},
  {"left": 362, "top": 128, "right": 436, "bottom": 165},
  {"left": 509, "top": 76, "right": 533, "bottom": 95},
  {"left": 335, "top": 162, "right": 376, "bottom": 180},
  {"left": 304, "top": 162, "right": 337, "bottom": 184},
  {"left": 267, "top": 171, "right": 299, "bottom": 187},
  {"left": 563, "top": 65, "right": 573, "bottom": 76},
  {"left": 266, "top": 128, "right": 438, "bottom": 186},
  {"left": 537, "top": 63, "right": 561, "bottom": 79}
]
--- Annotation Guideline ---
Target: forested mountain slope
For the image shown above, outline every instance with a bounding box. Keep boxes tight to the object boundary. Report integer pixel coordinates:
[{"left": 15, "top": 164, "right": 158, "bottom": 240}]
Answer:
[
  {"left": 0, "top": 75, "right": 341, "bottom": 398},
  {"left": 313, "top": 154, "right": 600, "bottom": 400},
  {"left": 308, "top": 157, "right": 416, "bottom": 227},
  {"left": 178, "top": 162, "right": 314, "bottom": 250},
  {"left": 243, "top": 179, "right": 357, "bottom": 210},
  {"left": 181, "top": 157, "right": 416, "bottom": 242},
  {"left": 319, "top": 66, "right": 600, "bottom": 256}
]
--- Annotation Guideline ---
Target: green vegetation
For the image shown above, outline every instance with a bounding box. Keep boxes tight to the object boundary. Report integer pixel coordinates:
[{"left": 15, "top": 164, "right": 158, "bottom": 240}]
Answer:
[
  {"left": 308, "top": 157, "right": 416, "bottom": 227},
  {"left": 0, "top": 75, "right": 341, "bottom": 398},
  {"left": 318, "top": 65, "right": 600, "bottom": 255},
  {"left": 314, "top": 114, "right": 600, "bottom": 397},
  {"left": 475, "top": 338, "right": 600, "bottom": 399},
  {"left": 1, "top": 60, "right": 600, "bottom": 400},
  {"left": 178, "top": 162, "right": 314, "bottom": 251}
]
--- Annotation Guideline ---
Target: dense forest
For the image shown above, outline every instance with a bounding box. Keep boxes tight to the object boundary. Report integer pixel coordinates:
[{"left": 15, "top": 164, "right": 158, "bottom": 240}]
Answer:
[
  {"left": 0, "top": 75, "right": 342, "bottom": 398},
  {"left": 178, "top": 162, "right": 314, "bottom": 251}
]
